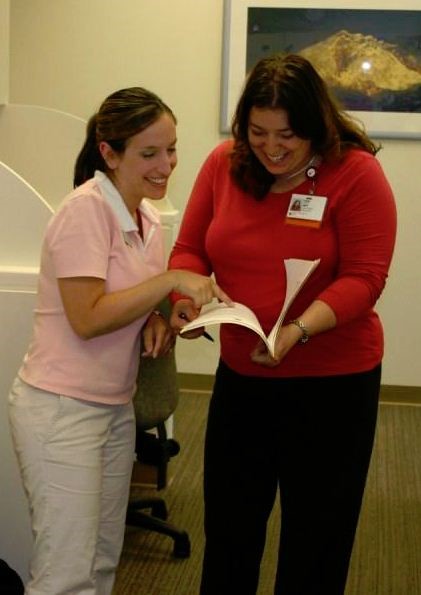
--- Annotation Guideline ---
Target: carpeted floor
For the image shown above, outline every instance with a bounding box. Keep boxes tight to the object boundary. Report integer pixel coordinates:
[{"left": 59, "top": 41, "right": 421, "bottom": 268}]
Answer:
[{"left": 114, "top": 392, "right": 421, "bottom": 595}]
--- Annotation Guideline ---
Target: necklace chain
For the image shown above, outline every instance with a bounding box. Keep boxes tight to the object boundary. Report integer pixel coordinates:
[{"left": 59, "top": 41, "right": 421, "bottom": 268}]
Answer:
[{"left": 283, "top": 155, "right": 318, "bottom": 180}]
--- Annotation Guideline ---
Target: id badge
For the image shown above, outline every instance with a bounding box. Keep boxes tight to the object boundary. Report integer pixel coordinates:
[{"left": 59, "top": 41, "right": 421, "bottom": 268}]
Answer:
[{"left": 286, "top": 193, "right": 327, "bottom": 228}]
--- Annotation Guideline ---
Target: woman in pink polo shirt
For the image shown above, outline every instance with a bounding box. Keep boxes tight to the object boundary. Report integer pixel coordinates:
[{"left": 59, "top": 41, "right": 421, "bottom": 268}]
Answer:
[{"left": 8, "top": 87, "right": 230, "bottom": 595}]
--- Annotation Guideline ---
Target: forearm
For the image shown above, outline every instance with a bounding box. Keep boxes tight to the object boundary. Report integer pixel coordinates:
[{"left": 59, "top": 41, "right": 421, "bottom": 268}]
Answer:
[
  {"left": 59, "top": 269, "right": 231, "bottom": 340},
  {"left": 59, "top": 272, "right": 179, "bottom": 339},
  {"left": 252, "top": 299, "right": 336, "bottom": 367},
  {"left": 286, "top": 299, "right": 337, "bottom": 343}
]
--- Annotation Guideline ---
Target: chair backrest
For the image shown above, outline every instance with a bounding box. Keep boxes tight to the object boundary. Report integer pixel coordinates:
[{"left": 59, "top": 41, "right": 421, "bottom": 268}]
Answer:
[
  {"left": 133, "top": 348, "right": 179, "bottom": 430},
  {"left": 132, "top": 299, "right": 179, "bottom": 430}
]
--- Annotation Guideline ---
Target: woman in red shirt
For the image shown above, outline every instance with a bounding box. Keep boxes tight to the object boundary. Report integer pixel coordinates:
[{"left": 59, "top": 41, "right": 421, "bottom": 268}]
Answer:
[{"left": 169, "top": 54, "right": 397, "bottom": 594}]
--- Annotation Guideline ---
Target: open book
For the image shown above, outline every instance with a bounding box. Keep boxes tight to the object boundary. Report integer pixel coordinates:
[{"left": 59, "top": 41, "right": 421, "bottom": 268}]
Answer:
[{"left": 180, "top": 258, "right": 320, "bottom": 357}]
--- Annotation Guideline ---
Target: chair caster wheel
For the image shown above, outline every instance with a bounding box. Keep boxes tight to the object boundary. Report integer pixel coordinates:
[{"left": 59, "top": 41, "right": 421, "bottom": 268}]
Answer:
[{"left": 173, "top": 531, "right": 191, "bottom": 558}]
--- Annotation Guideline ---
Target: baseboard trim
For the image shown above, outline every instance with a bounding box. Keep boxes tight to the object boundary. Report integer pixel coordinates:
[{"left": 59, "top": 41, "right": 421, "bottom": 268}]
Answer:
[
  {"left": 380, "top": 385, "right": 421, "bottom": 405},
  {"left": 177, "top": 373, "right": 421, "bottom": 405},
  {"left": 177, "top": 373, "right": 215, "bottom": 394}
]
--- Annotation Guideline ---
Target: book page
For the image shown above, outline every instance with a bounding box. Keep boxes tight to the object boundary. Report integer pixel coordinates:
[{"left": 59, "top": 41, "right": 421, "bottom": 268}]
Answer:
[
  {"left": 266, "top": 258, "right": 320, "bottom": 348},
  {"left": 179, "top": 301, "right": 271, "bottom": 350}
]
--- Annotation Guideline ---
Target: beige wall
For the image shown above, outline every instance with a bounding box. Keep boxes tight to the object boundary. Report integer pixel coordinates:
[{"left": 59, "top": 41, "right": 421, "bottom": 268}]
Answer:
[
  {"left": 8, "top": 0, "right": 421, "bottom": 386},
  {"left": 9, "top": 0, "right": 224, "bottom": 214},
  {"left": 0, "top": 0, "right": 9, "bottom": 103}
]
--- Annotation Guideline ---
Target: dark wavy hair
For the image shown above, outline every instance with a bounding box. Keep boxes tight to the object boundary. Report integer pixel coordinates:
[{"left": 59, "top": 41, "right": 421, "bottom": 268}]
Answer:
[
  {"left": 73, "top": 87, "right": 176, "bottom": 187},
  {"left": 230, "top": 53, "right": 380, "bottom": 199}
]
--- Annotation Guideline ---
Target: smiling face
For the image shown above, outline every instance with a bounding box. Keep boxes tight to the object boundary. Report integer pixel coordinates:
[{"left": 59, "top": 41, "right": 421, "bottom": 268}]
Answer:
[
  {"left": 100, "top": 112, "right": 177, "bottom": 212},
  {"left": 247, "top": 107, "right": 312, "bottom": 179}
]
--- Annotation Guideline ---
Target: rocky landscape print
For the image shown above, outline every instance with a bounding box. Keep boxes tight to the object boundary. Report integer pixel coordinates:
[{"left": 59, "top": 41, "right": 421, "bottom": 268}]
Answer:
[{"left": 246, "top": 8, "right": 421, "bottom": 113}]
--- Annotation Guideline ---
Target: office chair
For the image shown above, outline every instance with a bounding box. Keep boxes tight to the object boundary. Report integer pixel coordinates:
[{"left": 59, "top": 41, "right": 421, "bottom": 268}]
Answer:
[{"left": 126, "top": 303, "right": 191, "bottom": 558}]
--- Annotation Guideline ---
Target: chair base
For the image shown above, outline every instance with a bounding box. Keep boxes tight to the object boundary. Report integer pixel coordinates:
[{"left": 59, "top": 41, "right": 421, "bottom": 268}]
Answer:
[{"left": 126, "top": 499, "right": 191, "bottom": 558}]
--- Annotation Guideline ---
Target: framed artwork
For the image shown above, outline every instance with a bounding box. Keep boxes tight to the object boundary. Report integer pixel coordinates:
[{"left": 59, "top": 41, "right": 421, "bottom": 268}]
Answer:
[{"left": 220, "top": 0, "right": 421, "bottom": 138}]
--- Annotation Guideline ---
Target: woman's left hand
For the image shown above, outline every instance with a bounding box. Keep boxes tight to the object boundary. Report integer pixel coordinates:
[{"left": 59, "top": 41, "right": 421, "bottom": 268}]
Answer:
[
  {"left": 141, "top": 311, "right": 176, "bottom": 358},
  {"left": 250, "top": 340, "right": 281, "bottom": 367},
  {"left": 250, "top": 300, "right": 337, "bottom": 367},
  {"left": 250, "top": 324, "right": 303, "bottom": 367}
]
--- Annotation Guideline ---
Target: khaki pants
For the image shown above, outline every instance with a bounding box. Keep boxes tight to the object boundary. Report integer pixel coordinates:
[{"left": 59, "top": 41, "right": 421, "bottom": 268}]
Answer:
[{"left": 8, "top": 377, "right": 135, "bottom": 595}]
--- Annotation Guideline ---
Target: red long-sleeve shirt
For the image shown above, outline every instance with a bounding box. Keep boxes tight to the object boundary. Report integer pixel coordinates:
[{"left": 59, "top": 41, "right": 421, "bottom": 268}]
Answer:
[{"left": 169, "top": 140, "right": 397, "bottom": 377}]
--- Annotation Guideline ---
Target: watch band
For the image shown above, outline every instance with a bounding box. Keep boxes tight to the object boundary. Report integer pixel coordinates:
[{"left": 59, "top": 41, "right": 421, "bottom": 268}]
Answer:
[{"left": 289, "top": 319, "right": 310, "bottom": 344}]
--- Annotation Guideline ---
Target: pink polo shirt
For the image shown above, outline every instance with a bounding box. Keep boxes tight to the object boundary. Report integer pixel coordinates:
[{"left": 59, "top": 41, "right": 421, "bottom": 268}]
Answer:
[{"left": 19, "top": 171, "right": 165, "bottom": 404}]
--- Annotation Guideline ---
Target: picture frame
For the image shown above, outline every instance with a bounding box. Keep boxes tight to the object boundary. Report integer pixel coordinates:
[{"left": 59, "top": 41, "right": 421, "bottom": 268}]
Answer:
[{"left": 220, "top": 0, "right": 421, "bottom": 138}]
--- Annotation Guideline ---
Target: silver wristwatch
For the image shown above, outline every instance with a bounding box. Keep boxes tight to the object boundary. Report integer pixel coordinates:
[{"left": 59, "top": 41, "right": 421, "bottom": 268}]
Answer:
[{"left": 289, "top": 319, "right": 310, "bottom": 344}]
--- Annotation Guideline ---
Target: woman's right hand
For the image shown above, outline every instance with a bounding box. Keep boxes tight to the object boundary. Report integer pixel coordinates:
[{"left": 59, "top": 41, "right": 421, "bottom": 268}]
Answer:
[{"left": 170, "top": 270, "right": 232, "bottom": 308}]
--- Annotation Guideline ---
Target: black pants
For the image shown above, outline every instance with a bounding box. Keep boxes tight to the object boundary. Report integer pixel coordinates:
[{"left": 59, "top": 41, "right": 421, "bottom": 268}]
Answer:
[{"left": 200, "top": 361, "right": 381, "bottom": 595}]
